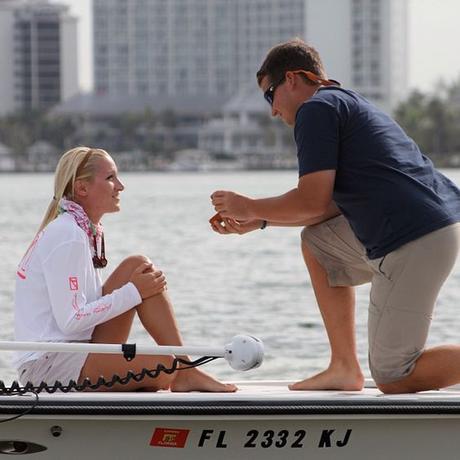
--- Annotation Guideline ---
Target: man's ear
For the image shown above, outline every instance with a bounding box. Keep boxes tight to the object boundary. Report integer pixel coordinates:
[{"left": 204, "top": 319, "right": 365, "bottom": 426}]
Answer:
[
  {"left": 285, "top": 71, "right": 297, "bottom": 89},
  {"left": 74, "top": 179, "right": 89, "bottom": 198}
]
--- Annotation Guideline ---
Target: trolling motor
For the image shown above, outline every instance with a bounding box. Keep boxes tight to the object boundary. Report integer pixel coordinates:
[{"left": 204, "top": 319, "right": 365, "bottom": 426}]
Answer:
[
  {"left": 0, "top": 335, "right": 264, "bottom": 395},
  {"left": 224, "top": 335, "right": 264, "bottom": 371}
]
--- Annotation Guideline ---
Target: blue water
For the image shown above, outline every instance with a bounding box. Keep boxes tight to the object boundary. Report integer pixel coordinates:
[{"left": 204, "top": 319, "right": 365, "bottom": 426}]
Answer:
[{"left": 1, "top": 170, "right": 459, "bottom": 384}]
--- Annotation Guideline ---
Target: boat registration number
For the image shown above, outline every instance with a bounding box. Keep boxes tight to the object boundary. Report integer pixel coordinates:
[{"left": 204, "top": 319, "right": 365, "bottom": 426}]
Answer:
[{"left": 150, "top": 427, "right": 352, "bottom": 449}]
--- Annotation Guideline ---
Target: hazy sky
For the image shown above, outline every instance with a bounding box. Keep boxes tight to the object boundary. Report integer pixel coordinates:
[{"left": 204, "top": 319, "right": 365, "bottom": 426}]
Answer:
[{"left": 53, "top": 0, "right": 460, "bottom": 94}]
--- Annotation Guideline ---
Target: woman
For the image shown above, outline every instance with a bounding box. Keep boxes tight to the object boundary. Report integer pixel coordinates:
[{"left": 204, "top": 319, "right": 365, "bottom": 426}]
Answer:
[{"left": 14, "top": 146, "right": 236, "bottom": 392}]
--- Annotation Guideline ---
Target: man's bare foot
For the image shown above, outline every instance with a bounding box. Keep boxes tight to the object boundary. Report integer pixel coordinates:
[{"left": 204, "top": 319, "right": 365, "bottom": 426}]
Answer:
[
  {"left": 289, "top": 364, "right": 364, "bottom": 391},
  {"left": 171, "top": 367, "right": 238, "bottom": 392}
]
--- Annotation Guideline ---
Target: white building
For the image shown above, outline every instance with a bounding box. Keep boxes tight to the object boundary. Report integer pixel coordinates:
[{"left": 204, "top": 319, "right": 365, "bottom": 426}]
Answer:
[
  {"left": 199, "top": 0, "right": 409, "bottom": 159},
  {"left": 93, "top": 0, "right": 408, "bottom": 114},
  {"left": 93, "top": 0, "right": 305, "bottom": 98},
  {"left": 305, "top": 0, "right": 408, "bottom": 113},
  {"left": 26, "top": 140, "right": 58, "bottom": 171},
  {"left": 199, "top": 84, "right": 282, "bottom": 156},
  {"left": 0, "top": 142, "right": 15, "bottom": 171},
  {"left": 198, "top": 82, "right": 297, "bottom": 169},
  {"left": 0, "top": 0, "right": 78, "bottom": 115}
]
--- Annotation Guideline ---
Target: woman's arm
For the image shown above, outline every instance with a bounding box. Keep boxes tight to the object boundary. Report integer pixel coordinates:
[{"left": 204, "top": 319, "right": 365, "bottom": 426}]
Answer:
[{"left": 42, "top": 240, "right": 142, "bottom": 335}]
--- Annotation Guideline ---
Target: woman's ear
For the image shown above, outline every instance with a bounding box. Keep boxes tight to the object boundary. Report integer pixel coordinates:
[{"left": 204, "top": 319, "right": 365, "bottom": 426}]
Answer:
[{"left": 73, "top": 179, "right": 89, "bottom": 198}]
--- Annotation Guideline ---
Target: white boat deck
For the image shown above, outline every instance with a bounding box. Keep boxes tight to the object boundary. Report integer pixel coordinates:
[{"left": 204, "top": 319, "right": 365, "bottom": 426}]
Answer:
[
  {"left": 5, "top": 378, "right": 458, "bottom": 399},
  {"left": 3, "top": 379, "right": 460, "bottom": 418}
]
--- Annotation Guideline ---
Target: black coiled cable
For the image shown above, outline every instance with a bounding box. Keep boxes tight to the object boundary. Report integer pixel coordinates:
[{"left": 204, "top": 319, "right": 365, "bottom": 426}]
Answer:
[{"left": 0, "top": 356, "right": 218, "bottom": 396}]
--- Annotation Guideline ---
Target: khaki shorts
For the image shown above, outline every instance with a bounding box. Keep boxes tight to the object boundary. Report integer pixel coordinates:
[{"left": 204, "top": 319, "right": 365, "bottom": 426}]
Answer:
[
  {"left": 301, "top": 216, "right": 460, "bottom": 384},
  {"left": 18, "top": 351, "right": 89, "bottom": 387}
]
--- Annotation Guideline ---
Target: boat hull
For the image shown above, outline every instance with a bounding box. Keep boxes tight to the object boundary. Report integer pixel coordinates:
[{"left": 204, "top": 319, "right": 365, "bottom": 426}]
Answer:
[{"left": 1, "top": 381, "right": 460, "bottom": 459}]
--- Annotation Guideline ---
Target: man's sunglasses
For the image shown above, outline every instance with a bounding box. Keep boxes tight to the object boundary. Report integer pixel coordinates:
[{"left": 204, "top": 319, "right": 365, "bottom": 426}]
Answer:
[
  {"left": 263, "top": 75, "right": 286, "bottom": 106},
  {"left": 263, "top": 70, "right": 339, "bottom": 106}
]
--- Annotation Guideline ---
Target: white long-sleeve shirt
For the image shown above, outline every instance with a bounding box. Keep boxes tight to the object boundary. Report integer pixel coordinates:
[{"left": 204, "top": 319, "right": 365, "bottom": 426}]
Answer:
[{"left": 14, "top": 213, "right": 142, "bottom": 368}]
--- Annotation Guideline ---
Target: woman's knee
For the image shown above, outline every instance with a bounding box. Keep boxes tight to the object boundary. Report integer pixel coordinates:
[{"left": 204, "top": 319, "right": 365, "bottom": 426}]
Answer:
[
  {"left": 104, "top": 254, "right": 155, "bottom": 294},
  {"left": 120, "top": 254, "right": 155, "bottom": 272}
]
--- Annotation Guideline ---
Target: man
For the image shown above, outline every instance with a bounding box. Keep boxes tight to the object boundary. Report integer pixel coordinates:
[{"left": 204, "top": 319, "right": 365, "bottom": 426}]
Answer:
[{"left": 210, "top": 39, "right": 460, "bottom": 394}]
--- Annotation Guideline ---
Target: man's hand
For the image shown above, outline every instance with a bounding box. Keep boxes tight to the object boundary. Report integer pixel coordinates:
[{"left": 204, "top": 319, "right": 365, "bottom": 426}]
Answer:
[
  {"left": 210, "top": 170, "right": 335, "bottom": 224},
  {"left": 210, "top": 190, "right": 254, "bottom": 220},
  {"left": 210, "top": 214, "right": 263, "bottom": 235}
]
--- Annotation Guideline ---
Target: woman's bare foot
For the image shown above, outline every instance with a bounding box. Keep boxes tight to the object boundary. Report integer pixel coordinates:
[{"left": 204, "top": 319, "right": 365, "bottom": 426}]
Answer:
[
  {"left": 289, "top": 363, "right": 364, "bottom": 391},
  {"left": 170, "top": 367, "right": 238, "bottom": 392}
]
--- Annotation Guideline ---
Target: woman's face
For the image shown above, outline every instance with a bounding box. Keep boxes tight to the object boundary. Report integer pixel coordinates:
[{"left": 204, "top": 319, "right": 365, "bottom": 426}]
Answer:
[{"left": 82, "top": 155, "right": 125, "bottom": 222}]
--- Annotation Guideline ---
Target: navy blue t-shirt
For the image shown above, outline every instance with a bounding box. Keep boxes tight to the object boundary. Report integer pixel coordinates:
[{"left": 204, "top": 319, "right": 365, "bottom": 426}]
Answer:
[{"left": 295, "top": 86, "right": 460, "bottom": 259}]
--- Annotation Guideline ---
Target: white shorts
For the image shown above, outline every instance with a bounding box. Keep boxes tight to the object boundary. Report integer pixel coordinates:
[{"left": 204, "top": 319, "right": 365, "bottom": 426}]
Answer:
[{"left": 18, "top": 351, "right": 89, "bottom": 386}]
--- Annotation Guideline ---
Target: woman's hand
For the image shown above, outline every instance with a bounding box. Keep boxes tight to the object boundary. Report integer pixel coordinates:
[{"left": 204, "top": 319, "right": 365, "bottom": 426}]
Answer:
[
  {"left": 210, "top": 215, "right": 264, "bottom": 235},
  {"left": 130, "top": 262, "right": 167, "bottom": 299}
]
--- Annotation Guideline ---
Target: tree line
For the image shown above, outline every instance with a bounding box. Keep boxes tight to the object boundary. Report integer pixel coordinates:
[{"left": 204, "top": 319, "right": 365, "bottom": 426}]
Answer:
[
  {"left": 394, "top": 77, "right": 460, "bottom": 156},
  {"left": 1, "top": 78, "right": 459, "bottom": 159}
]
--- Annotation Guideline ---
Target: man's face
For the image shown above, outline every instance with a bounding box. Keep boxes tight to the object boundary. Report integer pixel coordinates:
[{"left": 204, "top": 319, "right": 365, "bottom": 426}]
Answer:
[{"left": 260, "top": 74, "right": 297, "bottom": 127}]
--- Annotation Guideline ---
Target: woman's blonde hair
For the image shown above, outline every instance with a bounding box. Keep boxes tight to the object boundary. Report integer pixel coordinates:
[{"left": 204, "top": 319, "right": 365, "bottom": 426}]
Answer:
[{"left": 38, "top": 146, "right": 111, "bottom": 232}]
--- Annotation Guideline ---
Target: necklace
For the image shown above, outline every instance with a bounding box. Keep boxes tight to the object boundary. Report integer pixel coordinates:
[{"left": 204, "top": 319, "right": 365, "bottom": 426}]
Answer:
[
  {"left": 58, "top": 198, "right": 107, "bottom": 269},
  {"left": 92, "top": 234, "right": 107, "bottom": 268}
]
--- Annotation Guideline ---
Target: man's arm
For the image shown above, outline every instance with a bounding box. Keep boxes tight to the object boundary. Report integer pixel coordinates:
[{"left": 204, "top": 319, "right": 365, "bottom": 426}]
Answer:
[
  {"left": 267, "top": 200, "right": 341, "bottom": 227},
  {"left": 211, "top": 170, "right": 336, "bottom": 223}
]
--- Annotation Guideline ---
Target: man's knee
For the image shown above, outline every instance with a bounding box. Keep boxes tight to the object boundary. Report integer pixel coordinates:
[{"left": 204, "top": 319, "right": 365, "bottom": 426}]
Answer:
[
  {"left": 371, "top": 358, "right": 410, "bottom": 393},
  {"left": 369, "top": 350, "right": 419, "bottom": 394},
  {"left": 300, "top": 227, "right": 321, "bottom": 262},
  {"left": 300, "top": 226, "right": 316, "bottom": 248},
  {"left": 376, "top": 380, "right": 407, "bottom": 394},
  {"left": 376, "top": 375, "right": 418, "bottom": 395}
]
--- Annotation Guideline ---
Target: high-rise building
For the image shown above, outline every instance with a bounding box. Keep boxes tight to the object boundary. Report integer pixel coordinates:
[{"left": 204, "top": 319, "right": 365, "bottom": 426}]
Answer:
[
  {"left": 92, "top": 0, "right": 407, "bottom": 113},
  {"left": 305, "top": 0, "right": 408, "bottom": 113},
  {"left": 0, "top": 0, "right": 78, "bottom": 115},
  {"left": 93, "top": 0, "right": 305, "bottom": 97}
]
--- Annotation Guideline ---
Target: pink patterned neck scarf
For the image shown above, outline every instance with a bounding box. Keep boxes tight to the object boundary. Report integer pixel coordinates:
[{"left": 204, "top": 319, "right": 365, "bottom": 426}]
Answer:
[{"left": 58, "top": 198, "right": 103, "bottom": 238}]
